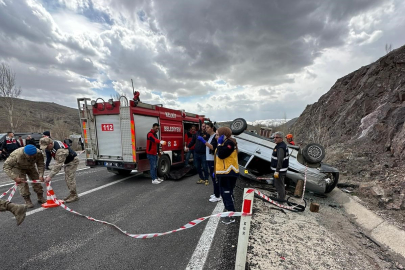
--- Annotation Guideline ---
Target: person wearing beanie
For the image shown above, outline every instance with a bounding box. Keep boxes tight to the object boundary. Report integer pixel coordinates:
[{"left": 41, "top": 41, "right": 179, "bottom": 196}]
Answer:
[
  {"left": 3, "top": 146, "right": 46, "bottom": 208},
  {"left": 42, "top": 131, "right": 52, "bottom": 170},
  {"left": 24, "top": 145, "right": 37, "bottom": 155}
]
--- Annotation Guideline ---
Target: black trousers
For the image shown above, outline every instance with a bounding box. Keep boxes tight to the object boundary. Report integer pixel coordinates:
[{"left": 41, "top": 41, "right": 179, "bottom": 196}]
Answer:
[
  {"left": 218, "top": 176, "right": 237, "bottom": 212},
  {"left": 274, "top": 173, "right": 286, "bottom": 201},
  {"left": 45, "top": 150, "right": 51, "bottom": 169}
]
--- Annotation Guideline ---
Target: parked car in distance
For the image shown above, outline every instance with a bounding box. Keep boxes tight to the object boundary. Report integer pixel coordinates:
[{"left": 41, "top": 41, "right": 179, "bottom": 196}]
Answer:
[{"left": 228, "top": 118, "right": 339, "bottom": 194}]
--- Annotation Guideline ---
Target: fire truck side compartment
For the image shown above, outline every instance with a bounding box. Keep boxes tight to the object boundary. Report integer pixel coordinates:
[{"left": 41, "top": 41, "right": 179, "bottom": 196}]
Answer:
[
  {"left": 133, "top": 114, "right": 159, "bottom": 151},
  {"left": 95, "top": 114, "right": 123, "bottom": 158}
]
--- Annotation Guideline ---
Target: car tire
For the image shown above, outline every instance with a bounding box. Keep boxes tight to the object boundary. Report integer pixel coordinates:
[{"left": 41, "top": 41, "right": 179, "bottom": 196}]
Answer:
[
  {"left": 230, "top": 118, "right": 248, "bottom": 135},
  {"left": 157, "top": 155, "right": 171, "bottom": 177},
  {"left": 325, "top": 172, "right": 339, "bottom": 193},
  {"left": 302, "top": 143, "right": 326, "bottom": 163}
]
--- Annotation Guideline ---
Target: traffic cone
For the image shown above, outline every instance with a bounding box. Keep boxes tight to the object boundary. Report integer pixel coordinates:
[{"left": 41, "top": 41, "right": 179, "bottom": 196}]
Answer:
[{"left": 42, "top": 186, "right": 61, "bottom": 208}]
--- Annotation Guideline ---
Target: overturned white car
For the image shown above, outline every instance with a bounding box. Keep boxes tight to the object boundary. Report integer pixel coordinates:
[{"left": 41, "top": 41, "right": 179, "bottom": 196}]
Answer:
[{"left": 229, "top": 119, "right": 339, "bottom": 194}]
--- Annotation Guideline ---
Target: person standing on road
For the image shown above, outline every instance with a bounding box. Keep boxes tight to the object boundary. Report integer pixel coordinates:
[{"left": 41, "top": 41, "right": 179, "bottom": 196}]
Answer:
[
  {"left": 40, "top": 137, "right": 80, "bottom": 203},
  {"left": 79, "top": 136, "right": 85, "bottom": 151},
  {"left": 187, "top": 122, "right": 209, "bottom": 184},
  {"left": 3, "top": 145, "right": 47, "bottom": 208},
  {"left": 0, "top": 199, "right": 27, "bottom": 226},
  {"left": 25, "top": 135, "right": 36, "bottom": 147},
  {"left": 42, "top": 131, "right": 52, "bottom": 170},
  {"left": 146, "top": 123, "right": 166, "bottom": 185},
  {"left": 184, "top": 125, "right": 196, "bottom": 166},
  {"left": 271, "top": 131, "right": 290, "bottom": 201},
  {"left": 214, "top": 127, "right": 239, "bottom": 224},
  {"left": 199, "top": 122, "right": 220, "bottom": 202},
  {"left": 0, "top": 132, "right": 20, "bottom": 159}
]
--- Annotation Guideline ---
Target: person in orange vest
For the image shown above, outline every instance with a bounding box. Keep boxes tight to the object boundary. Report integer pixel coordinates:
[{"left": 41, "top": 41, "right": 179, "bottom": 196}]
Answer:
[{"left": 285, "top": 134, "right": 295, "bottom": 145}]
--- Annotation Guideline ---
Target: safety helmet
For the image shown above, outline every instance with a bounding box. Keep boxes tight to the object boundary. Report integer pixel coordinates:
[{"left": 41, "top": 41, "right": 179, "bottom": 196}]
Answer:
[{"left": 286, "top": 134, "right": 293, "bottom": 139}]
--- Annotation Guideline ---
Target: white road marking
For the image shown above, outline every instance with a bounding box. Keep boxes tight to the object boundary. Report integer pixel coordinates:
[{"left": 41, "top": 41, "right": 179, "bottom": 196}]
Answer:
[
  {"left": 25, "top": 175, "right": 134, "bottom": 216},
  {"left": 186, "top": 200, "right": 224, "bottom": 270}
]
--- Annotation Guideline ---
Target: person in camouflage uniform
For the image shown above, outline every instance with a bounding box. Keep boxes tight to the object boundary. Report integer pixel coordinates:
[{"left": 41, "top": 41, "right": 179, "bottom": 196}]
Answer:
[
  {"left": 3, "top": 145, "right": 46, "bottom": 208},
  {"left": 40, "top": 137, "right": 79, "bottom": 203},
  {"left": 0, "top": 199, "right": 27, "bottom": 225}
]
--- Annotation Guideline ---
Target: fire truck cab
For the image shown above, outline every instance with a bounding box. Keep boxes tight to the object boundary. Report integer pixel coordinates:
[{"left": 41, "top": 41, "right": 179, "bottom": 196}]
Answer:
[{"left": 77, "top": 94, "right": 209, "bottom": 177}]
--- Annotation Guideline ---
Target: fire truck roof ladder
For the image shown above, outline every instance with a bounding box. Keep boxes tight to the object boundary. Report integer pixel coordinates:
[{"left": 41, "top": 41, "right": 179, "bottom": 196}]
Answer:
[{"left": 77, "top": 98, "right": 96, "bottom": 159}]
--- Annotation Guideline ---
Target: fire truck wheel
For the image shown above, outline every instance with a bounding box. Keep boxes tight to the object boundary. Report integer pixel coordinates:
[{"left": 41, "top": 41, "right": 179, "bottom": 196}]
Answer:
[{"left": 157, "top": 155, "right": 171, "bottom": 177}]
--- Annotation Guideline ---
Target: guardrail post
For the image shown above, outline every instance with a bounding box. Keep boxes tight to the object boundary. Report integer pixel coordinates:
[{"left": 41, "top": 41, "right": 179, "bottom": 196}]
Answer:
[{"left": 235, "top": 188, "right": 254, "bottom": 270}]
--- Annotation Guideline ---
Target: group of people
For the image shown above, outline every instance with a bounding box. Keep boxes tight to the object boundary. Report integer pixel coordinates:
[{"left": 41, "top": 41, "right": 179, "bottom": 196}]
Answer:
[
  {"left": 2, "top": 123, "right": 292, "bottom": 226},
  {"left": 146, "top": 122, "right": 240, "bottom": 224},
  {"left": 1, "top": 131, "right": 81, "bottom": 226},
  {"left": 0, "top": 132, "right": 27, "bottom": 160}
]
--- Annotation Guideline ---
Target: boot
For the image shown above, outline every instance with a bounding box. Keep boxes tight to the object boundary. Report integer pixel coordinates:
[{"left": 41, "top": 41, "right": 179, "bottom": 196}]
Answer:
[
  {"left": 23, "top": 196, "right": 34, "bottom": 208},
  {"left": 7, "top": 202, "right": 28, "bottom": 226},
  {"left": 64, "top": 191, "right": 79, "bottom": 203},
  {"left": 196, "top": 179, "right": 205, "bottom": 184},
  {"left": 63, "top": 193, "right": 73, "bottom": 201},
  {"left": 205, "top": 180, "right": 209, "bottom": 186},
  {"left": 37, "top": 193, "right": 47, "bottom": 204}
]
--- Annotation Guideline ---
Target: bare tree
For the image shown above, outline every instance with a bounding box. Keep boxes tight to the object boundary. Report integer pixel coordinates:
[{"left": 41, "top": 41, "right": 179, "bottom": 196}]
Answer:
[
  {"left": 0, "top": 63, "right": 22, "bottom": 132},
  {"left": 52, "top": 119, "right": 71, "bottom": 141}
]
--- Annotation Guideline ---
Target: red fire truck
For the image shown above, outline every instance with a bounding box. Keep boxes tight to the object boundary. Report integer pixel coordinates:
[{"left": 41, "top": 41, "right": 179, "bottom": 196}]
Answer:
[{"left": 77, "top": 92, "right": 209, "bottom": 176}]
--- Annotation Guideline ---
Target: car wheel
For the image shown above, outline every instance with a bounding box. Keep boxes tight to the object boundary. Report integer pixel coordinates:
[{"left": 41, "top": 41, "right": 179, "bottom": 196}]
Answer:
[
  {"left": 157, "top": 155, "right": 171, "bottom": 177},
  {"left": 325, "top": 172, "right": 339, "bottom": 193},
  {"left": 302, "top": 143, "right": 326, "bottom": 163},
  {"left": 230, "top": 118, "right": 248, "bottom": 135}
]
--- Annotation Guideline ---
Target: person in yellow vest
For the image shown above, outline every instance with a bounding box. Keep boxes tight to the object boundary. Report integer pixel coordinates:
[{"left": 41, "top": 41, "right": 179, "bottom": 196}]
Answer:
[{"left": 214, "top": 127, "right": 239, "bottom": 224}]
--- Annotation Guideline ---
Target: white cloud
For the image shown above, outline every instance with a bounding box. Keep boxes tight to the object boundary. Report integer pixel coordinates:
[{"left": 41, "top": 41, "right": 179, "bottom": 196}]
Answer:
[{"left": 0, "top": 0, "right": 404, "bottom": 123}]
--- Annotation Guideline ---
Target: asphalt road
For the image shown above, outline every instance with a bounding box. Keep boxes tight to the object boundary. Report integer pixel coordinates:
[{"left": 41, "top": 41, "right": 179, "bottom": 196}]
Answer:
[{"left": 0, "top": 165, "right": 241, "bottom": 270}]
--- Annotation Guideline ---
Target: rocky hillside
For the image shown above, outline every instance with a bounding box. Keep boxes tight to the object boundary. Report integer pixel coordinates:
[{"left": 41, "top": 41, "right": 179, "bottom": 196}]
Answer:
[
  {"left": 0, "top": 97, "right": 81, "bottom": 135},
  {"left": 291, "top": 45, "right": 405, "bottom": 212}
]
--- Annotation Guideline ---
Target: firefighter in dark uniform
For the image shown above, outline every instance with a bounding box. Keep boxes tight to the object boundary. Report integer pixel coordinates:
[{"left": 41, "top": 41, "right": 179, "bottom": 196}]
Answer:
[{"left": 271, "top": 131, "right": 290, "bottom": 201}]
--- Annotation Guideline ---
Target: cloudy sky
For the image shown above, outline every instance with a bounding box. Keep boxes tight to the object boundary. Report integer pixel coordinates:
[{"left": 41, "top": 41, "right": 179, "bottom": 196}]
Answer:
[{"left": 1, "top": 0, "right": 404, "bottom": 122}]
